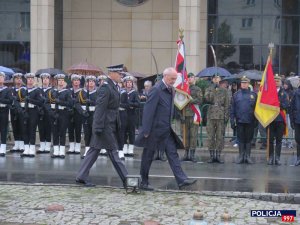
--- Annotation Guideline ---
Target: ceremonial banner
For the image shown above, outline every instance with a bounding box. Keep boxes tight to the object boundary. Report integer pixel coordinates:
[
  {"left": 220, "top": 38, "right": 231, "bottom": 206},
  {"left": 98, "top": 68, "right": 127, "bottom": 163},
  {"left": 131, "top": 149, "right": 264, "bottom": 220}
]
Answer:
[{"left": 254, "top": 55, "right": 280, "bottom": 128}]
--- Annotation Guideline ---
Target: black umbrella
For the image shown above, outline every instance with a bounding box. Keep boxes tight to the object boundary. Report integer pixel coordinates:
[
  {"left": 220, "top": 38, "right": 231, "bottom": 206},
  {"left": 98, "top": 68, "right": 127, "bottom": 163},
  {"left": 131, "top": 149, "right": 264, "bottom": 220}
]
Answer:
[
  {"left": 236, "top": 70, "right": 263, "bottom": 81},
  {"left": 36, "top": 68, "right": 66, "bottom": 77}
]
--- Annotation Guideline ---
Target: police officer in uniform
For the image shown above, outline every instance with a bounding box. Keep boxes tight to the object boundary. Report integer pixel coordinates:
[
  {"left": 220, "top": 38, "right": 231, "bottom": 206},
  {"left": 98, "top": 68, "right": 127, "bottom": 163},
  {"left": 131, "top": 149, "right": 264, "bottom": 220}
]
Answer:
[
  {"left": 19, "top": 73, "right": 43, "bottom": 157},
  {"left": 67, "top": 74, "right": 82, "bottom": 154},
  {"left": 10, "top": 73, "right": 25, "bottom": 153},
  {"left": 122, "top": 75, "right": 140, "bottom": 157},
  {"left": 37, "top": 73, "right": 52, "bottom": 153},
  {"left": 230, "top": 76, "right": 257, "bottom": 164},
  {"left": 205, "top": 74, "right": 230, "bottom": 163},
  {"left": 291, "top": 80, "right": 300, "bottom": 166},
  {"left": 181, "top": 73, "right": 202, "bottom": 162},
  {"left": 76, "top": 64, "right": 128, "bottom": 187},
  {"left": 267, "top": 75, "right": 289, "bottom": 165},
  {"left": 0, "top": 72, "right": 13, "bottom": 156},
  {"left": 47, "top": 74, "right": 73, "bottom": 158},
  {"left": 97, "top": 75, "right": 108, "bottom": 156},
  {"left": 76, "top": 75, "right": 97, "bottom": 159}
]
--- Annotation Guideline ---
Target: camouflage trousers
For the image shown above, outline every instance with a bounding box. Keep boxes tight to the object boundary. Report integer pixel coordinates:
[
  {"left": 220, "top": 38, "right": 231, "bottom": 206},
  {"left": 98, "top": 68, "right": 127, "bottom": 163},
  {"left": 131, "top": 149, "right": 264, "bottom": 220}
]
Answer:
[
  {"left": 206, "top": 119, "right": 225, "bottom": 151},
  {"left": 184, "top": 116, "right": 199, "bottom": 149}
]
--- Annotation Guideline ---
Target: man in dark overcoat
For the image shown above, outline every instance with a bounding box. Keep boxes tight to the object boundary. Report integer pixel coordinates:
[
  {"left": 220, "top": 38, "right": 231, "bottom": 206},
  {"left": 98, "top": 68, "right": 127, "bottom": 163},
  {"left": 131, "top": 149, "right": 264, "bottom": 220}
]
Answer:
[
  {"left": 76, "top": 64, "right": 128, "bottom": 187},
  {"left": 135, "top": 67, "right": 196, "bottom": 190}
]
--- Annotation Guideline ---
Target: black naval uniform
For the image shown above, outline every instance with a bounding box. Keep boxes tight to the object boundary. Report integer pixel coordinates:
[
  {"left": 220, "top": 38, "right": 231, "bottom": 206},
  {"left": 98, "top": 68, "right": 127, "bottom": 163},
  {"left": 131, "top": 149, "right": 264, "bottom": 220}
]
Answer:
[
  {"left": 267, "top": 87, "right": 289, "bottom": 165},
  {"left": 18, "top": 87, "right": 43, "bottom": 156},
  {"left": 10, "top": 86, "right": 24, "bottom": 151},
  {"left": 76, "top": 78, "right": 128, "bottom": 187},
  {"left": 38, "top": 86, "right": 52, "bottom": 152},
  {"left": 0, "top": 85, "right": 13, "bottom": 156},
  {"left": 47, "top": 88, "right": 72, "bottom": 150},
  {"left": 75, "top": 88, "right": 97, "bottom": 150},
  {"left": 124, "top": 88, "right": 140, "bottom": 156},
  {"left": 68, "top": 87, "right": 83, "bottom": 148},
  {"left": 118, "top": 89, "right": 129, "bottom": 150},
  {"left": 230, "top": 88, "right": 257, "bottom": 164}
]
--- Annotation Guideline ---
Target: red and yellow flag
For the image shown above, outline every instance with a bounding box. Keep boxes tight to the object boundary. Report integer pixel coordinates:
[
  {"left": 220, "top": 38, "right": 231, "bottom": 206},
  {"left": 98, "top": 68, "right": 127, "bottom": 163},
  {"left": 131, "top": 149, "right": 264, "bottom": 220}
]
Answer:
[{"left": 254, "top": 55, "right": 280, "bottom": 128}]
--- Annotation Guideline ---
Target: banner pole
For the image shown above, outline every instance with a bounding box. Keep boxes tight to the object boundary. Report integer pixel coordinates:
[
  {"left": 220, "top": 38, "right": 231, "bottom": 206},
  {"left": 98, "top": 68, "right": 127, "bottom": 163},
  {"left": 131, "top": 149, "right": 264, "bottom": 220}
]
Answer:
[{"left": 267, "top": 126, "right": 270, "bottom": 161}]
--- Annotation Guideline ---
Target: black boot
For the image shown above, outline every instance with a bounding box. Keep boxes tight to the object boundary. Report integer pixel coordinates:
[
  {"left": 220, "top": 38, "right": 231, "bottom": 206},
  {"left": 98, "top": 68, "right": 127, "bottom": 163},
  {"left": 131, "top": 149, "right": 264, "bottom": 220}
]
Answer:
[
  {"left": 245, "top": 143, "right": 253, "bottom": 164},
  {"left": 275, "top": 144, "right": 281, "bottom": 165},
  {"left": 181, "top": 149, "right": 190, "bottom": 161},
  {"left": 159, "top": 148, "right": 167, "bottom": 161},
  {"left": 295, "top": 144, "right": 300, "bottom": 166},
  {"left": 189, "top": 149, "right": 197, "bottom": 163},
  {"left": 236, "top": 143, "right": 245, "bottom": 164},
  {"left": 215, "top": 151, "right": 224, "bottom": 164},
  {"left": 207, "top": 150, "right": 215, "bottom": 163},
  {"left": 268, "top": 142, "right": 274, "bottom": 165}
]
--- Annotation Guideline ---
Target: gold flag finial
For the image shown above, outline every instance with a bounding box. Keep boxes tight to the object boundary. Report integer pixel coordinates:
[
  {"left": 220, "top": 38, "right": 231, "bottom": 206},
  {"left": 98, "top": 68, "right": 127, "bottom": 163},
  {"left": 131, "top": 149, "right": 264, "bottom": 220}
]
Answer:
[
  {"left": 179, "top": 28, "right": 184, "bottom": 40},
  {"left": 268, "top": 42, "right": 274, "bottom": 55}
]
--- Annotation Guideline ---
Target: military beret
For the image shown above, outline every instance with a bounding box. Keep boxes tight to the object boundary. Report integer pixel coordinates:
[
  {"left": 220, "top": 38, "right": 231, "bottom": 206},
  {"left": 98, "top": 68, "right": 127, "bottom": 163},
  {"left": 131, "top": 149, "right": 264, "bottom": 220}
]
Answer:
[
  {"left": 274, "top": 74, "right": 282, "bottom": 81},
  {"left": 212, "top": 74, "right": 220, "bottom": 79},
  {"left": 24, "top": 73, "right": 35, "bottom": 79},
  {"left": 188, "top": 73, "right": 195, "bottom": 78},
  {"left": 240, "top": 76, "right": 250, "bottom": 83},
  {"left": 0, "top": 72, "right": 5, "bottom": 77},
  {"left": 123, "top": 75, "right": 135, "bottom": 82},
  {"left": 12, "top": 73, "right": 23, "bottom": 78},
  {"left": 71, "top": 74, "right": 82, "bottom": 81},
  {"left": 40, "top": 73, "right": 51, "bottom": 79},
  {"left": 85, "top": 75, "right": 96, "bottom": 82},
  {"left": 54, "top": 74, "right": 66, "bottom": 80}
]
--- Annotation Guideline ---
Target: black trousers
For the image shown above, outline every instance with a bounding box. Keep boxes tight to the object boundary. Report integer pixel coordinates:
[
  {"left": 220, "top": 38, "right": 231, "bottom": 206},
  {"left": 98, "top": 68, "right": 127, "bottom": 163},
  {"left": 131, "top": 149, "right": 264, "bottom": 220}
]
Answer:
[
  {"left": 10, "top": 109, "right": 23, "bottom": 141},
  {"left": 125, "top": 111, "right": 136, "bottom": 144},
  {"left": 52, "top": 110, "right": 70, "bottom": 146},
  {"left": 83, "top": 112, "right": 94, "bottom": 146},
  {"left": 38, "top": 112, "right": 52, "bottom": 142},
  {"left": 295, "top": 123, "right": 300, "bottom": 145},
  {"left": 140, "top": 133, "right": 187, "bottom": 185},
  {"left": 237, "top": 123, "right": 254, "bottom": 144},
  {"left": 68, "top": 111, "right": 82, "bottom": 143},
  {"left": 0, "top": 108, "right": 9, "bottom": 144},
  {"left": 268, "top": 121, "right": 285, "bottom": 155},
  {"left": 119, "top": 110, "right": 127, "bottom": 149},
  {"left": 23, "top": 108, "right": 39, "bottom": 145},
  {"left": 76, "top": 148, "right": 128, "bottom": 184}
]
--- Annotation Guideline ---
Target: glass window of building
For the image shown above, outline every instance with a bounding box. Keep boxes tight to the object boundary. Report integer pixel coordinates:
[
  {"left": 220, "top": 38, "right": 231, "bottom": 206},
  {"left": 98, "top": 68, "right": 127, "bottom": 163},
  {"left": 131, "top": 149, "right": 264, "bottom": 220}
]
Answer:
[
  {"left": 0, "top": 0, "right": 30, "bottom": 73},
  {"left": 207, "top": 0, "right": 300, "bottom": 76}
]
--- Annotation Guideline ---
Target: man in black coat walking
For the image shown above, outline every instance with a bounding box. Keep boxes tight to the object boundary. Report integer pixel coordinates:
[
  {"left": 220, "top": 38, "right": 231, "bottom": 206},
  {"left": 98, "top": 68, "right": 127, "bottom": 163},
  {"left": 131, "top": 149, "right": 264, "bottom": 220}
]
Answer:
[
  {"left": 135, "top": 67, "right": 196, "bottom": 190},
  {"left": 76, "top": 64, "right": 128, "bottom": 187}
]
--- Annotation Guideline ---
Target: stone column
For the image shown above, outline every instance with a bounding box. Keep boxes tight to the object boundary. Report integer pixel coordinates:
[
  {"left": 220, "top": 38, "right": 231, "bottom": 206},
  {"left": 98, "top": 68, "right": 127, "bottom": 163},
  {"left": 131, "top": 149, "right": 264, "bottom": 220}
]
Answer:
[
  {"left": 30, "top": 0, "right": 54, "bottom": 72},
  {"left": 179, "top": 0, "right": 207, "bottom": 74}
]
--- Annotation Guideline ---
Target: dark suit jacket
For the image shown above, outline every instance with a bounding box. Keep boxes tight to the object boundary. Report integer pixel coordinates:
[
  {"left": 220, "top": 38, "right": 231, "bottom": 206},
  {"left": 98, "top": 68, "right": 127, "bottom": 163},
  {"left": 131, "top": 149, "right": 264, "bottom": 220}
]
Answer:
[
  {"left": 90, "top": 78, "right": 121, "bottom": 150},
  {"left": 135, "top": 80, "right": 183, "bottom": 149}
]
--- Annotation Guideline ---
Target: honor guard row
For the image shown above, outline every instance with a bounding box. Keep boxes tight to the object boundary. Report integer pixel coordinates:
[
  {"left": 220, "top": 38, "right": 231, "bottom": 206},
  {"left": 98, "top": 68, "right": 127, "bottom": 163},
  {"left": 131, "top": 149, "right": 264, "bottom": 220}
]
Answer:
[{"left": 0, "top": 64, "right": 140, "bottom": 160}]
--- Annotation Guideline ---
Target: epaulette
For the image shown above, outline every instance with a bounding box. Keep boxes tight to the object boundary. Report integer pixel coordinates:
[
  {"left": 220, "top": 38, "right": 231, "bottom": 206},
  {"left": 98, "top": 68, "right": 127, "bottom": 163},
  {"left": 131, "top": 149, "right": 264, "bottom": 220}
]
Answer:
[{"left": 120, "top": 89, "right": 126, "bottom": 94}]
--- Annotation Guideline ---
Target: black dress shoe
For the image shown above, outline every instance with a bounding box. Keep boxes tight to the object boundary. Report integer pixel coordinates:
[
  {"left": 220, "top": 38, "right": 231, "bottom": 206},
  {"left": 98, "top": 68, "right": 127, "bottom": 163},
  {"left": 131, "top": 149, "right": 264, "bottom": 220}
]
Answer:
[
  {"left": 178, "top": 179, "right": 197, "bottom": 189},
  {"left": 140, "top": 183, "right": 155, "bottom": 191},
  {"left": 75, "top": 178, "right": 96, "bottom": 187}
]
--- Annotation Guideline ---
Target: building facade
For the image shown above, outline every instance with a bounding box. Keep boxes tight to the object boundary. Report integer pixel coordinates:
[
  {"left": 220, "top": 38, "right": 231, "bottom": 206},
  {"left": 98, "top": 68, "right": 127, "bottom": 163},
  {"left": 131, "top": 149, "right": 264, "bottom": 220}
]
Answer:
[{"left": 0, "top": 0, "right": 299, "bottom": 76}]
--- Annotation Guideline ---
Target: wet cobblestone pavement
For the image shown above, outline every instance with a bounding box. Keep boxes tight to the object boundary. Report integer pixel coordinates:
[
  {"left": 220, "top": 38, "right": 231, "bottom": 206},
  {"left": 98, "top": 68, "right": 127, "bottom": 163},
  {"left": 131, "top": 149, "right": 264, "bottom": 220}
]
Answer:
[{"left": 0, "top": 184, "right": 299, "bottom": 225}]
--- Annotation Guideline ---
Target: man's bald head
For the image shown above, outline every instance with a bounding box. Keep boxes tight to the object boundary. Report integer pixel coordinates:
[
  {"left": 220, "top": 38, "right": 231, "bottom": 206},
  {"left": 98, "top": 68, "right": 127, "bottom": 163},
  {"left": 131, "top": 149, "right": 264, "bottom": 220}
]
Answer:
[{"left": 163, "top": 67, "right": 178, "bottom": 87}]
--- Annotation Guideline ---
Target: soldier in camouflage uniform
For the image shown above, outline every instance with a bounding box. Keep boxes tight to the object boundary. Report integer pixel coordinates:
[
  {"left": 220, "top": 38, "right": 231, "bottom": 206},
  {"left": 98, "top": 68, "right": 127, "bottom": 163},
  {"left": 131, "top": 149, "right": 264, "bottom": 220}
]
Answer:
[
  {"left": 205, "top": 75, "right": 230, "bottom": 163},
  {"left": 182, "top": 73, "right": 203, "bottom": 162}
]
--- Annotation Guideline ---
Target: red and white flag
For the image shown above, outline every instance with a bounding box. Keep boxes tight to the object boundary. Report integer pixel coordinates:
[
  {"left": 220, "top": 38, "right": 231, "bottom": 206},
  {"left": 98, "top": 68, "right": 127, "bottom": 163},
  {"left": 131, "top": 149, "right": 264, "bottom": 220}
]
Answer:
[{"left": 174, "top": 39, "right": 202, "bottom": 124}]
